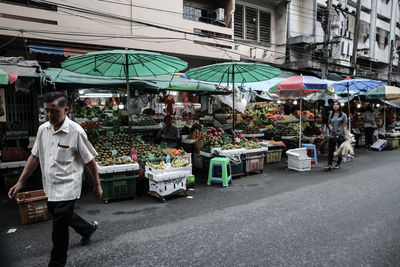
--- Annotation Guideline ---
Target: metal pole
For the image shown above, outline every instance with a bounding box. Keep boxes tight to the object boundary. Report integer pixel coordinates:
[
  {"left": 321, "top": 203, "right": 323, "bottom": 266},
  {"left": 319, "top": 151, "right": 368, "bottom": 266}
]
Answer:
[
  {"left": 322, "top": 0, "right": 333, "bottom": 79},
  {"left": 351, "top": 0, "right": 362, "bottom": 76},
  {"left": 388, "top": 40, "right": 394, "bottom": 86},
  {"left": 347, "top": 83, "right": 351, "bottom": 132},
  {"left": 384, "top": 102, "right": 386, "bottom": 132},
  {"left": 124, "top": 53, "right": 133, "bottom": 156},
  {"left": 299, "top": 98, "right": 302, "bottom": 147},
  {"left": 232, "top": 65, "right": 235, "bottom": 131}
]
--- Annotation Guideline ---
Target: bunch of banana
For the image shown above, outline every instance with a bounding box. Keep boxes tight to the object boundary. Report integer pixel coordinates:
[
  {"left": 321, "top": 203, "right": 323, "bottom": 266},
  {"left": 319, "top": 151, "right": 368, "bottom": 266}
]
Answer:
[
  {"left": 171, "top": 158, "right": 189, "bottom": 168},
  {"left": 146, "top": 161, "right": 166, "bottom": 170}
]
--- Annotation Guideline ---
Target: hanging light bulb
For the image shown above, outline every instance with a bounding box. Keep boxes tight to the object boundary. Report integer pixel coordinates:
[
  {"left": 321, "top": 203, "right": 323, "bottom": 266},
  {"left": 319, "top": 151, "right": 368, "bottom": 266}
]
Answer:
[
  {"left": 340, "top": 102, "right": 345, "bottom": 107},
  {"left": 118, "top": 103, "right": 124, "bottom": 110},
  {"left": 376, "top": 103, "right": 380, "bottom": 107},
  {"left": 357, "top": 103, "right": 361, "bottom": 108},
  {"left": 277, "top": 100, "right": 281, "bottom": 104},
  {"left": 293, "top": 100, "right": 298, "bottom": 105},
  {"left": 79, "top": 89, "right": 84, "bottom": 95}
]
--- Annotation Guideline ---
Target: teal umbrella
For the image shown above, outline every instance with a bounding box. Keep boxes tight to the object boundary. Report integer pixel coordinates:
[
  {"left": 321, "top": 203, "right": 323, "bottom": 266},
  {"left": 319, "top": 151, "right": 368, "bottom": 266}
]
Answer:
[
  {"left": 186, "top": 62, "right": 281, "bottom": 129},
  {"left": 61, "top": 50, "right": 187, "bottom": 157},
  {"left": 61, "top": 49, "right": 188, "bottom": 119}
]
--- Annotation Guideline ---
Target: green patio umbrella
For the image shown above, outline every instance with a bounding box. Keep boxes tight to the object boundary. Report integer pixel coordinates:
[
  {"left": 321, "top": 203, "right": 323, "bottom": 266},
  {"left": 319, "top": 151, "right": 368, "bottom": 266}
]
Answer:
[
  {"left": 61, "top": 49, "right": 187, "bottom": 157},
  {"left": 186, "top": 62, "right": 281, "bottom": 129},
  {"left": 61, "top": 49, "right": 188, "bottom": 120},
  {"left": 366, "top": 85, "right": 400, "bottom": 129}
]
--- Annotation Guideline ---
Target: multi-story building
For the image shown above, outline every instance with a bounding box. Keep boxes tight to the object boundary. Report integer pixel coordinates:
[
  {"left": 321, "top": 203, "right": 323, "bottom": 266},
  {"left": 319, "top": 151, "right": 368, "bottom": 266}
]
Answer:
[
  {"left": 0, "top": 0, "right": 289, "bottom": 69},
  {"left": 0, "top": 0, "right": 398, "bottom": 82},
  {"left": 288, "top": 0, "right": 400, "bottom": 83}
]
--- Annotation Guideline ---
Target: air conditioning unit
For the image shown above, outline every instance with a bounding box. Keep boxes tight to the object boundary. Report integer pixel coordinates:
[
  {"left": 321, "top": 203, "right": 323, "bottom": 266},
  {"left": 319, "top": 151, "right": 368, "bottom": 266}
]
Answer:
[{"left": 212, "top": 8, "right": 225, "bottom": 22}]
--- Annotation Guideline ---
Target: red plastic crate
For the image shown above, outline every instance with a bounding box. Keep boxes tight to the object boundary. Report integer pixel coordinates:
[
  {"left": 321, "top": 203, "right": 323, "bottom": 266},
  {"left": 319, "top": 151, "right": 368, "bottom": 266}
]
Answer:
[
  {"left": 245, "top": 152, "right": 265, "bottom": 173},
  {"left": 16, "top": 189, "right": 52, "bottom": 225}
]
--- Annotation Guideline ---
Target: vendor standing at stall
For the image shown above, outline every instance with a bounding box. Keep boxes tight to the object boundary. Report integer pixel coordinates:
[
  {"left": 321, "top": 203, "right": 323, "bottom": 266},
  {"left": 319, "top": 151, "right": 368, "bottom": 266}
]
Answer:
[
  {"left": 157, "top": 115, "right": 180, "bottom": 148},
  {"left": 363, "top": 105, "right": 377, "bottom": 148}
]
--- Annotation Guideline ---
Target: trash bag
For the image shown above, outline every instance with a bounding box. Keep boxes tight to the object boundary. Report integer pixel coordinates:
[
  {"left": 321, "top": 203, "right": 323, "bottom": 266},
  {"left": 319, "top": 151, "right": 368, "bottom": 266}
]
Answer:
[
  {"left": 229, "top": 155, "right": 242, "bottom": 166},
  {"left": 337, "top": 140, "right": 354, "bottom": 161}
]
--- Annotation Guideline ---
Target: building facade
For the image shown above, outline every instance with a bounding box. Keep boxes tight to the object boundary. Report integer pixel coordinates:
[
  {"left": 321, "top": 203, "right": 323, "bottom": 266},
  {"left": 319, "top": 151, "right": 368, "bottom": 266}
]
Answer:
[
  {"left": 288, "top": 0, "right": 400, "bottom": 82},
  {"left": 0, "top": 0, "right": 399, "bottom": 82},
  {"left": 0, "top": 0, "right": 288, "bottom": 68}
]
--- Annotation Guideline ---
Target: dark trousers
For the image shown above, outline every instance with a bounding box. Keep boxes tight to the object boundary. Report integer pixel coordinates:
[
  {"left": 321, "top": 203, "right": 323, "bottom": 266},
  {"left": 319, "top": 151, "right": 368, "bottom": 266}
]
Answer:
[
  {"left": 364, "top": 127, "right": 376, "bottom": 147},
  {"left": 47, "top": 200, "right": 93, "bottom": 267},
  {"left": 328, "top": 137, "right": 344, "bottom": 166}
]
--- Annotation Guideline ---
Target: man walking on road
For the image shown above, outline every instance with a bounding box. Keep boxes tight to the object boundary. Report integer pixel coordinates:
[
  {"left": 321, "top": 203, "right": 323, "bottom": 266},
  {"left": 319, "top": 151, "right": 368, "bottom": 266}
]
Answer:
[{"left": 8, "top": 91, "right": 103, "bottom": 267}]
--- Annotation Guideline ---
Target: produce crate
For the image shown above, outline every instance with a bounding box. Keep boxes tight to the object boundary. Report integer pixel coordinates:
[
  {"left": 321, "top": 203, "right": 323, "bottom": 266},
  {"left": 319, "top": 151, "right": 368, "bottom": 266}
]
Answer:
[
  {"left": 244, "top": 152, "right": 265, "bottom": 173},
  {"left": 148, "top": 175, "right": 187, "bottom": 202},
  {"left": 16, "top": 189, "right": 52, "bottom": 225},
  {"left": 286, "top": 148, "right": 311, "bottom": 172},
  {"left": 287, "top": 156, "right": 311, "bottom": 171},
  {"left": 386, "top": 137, "right": 399, "bottom": 150},
  {"left": 145, "top": 165, "right": 192, "bottom": 181},
  {"left": 231, "top": 161, "right": 244, "bottom": 175},
  {"left": 265, "top": 149, "right": 282, "bottom": 163},
  {"left": 99, "top": 170, "right": 138, "bottom": 179},
  {"left": 100, "top": 175, "right": 137, "bottom": 203}
]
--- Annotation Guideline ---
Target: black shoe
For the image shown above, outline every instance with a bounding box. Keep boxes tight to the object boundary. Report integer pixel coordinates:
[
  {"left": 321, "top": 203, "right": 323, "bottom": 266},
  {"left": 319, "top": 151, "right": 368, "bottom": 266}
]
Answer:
[{"left": 81, "top": 221, "right": 98, "bottom": 246}]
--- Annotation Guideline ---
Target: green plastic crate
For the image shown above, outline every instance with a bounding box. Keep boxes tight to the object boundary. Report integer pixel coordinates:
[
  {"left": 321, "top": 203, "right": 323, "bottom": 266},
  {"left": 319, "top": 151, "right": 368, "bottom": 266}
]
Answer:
[
  {"left": 99, "top": 171, "right": 137, "bottom": 179},
  {"left": 100, "top": 175, "right": 137, "bottom": 202}
]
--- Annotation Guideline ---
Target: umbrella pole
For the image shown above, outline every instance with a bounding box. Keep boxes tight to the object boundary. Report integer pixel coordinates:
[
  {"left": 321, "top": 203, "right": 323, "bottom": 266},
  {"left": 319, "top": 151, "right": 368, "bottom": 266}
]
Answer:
[
  {"left": 232, "top": 66, "right": 235, "bottom": 131},
  {"left": 125, "top": 54, "right": 133, "bottom": 158},
  {"left": 384, "top": 102, "right": 386, "bottom": 132},
  {"left": 347, "top": 83, "right": 351, "bottom": 132},
  {"left": 299, "top": 98, "right": 302, "bottom": 148}
]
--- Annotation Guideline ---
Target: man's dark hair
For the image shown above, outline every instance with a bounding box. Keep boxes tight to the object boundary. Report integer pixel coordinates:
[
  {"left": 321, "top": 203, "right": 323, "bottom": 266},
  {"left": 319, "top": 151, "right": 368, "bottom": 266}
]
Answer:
[{"left": 44, "top": 91, "right": 68, "bottom": 107}]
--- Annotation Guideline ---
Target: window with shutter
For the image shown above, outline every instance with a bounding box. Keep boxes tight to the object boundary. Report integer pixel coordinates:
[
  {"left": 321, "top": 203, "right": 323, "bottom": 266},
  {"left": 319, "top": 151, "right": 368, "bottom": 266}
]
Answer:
[
  {"left": 246, "top": 7, "right": 257, "bottom": 41},
  {"left": 234, "top": 4, "right": 244, "bottom": 39},
  {"left": 259, "top": 11, "right": 271, "bottom": 43}
]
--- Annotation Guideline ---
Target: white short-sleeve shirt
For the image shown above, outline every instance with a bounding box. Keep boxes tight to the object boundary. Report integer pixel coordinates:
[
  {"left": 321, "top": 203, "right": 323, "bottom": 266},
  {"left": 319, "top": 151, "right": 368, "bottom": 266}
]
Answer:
[{"left": 31, "top": 116, "right": 97, "bottom": 201}]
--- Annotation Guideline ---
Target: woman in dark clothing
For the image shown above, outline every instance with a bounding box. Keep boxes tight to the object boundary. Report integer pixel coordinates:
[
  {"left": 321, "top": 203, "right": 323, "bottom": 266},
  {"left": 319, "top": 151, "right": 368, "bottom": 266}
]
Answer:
[{"left": 325, "top": 101, "right": 349, "bottom": 171}]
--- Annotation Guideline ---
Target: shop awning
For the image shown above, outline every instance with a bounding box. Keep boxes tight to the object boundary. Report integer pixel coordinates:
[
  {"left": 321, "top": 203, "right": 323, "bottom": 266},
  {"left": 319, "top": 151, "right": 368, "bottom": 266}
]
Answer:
[
  {"left": 0, "top": 57, "right": 41, "bottom": 77},
  {"left": 29, "top": 44, "right": 95, "bottom": 57},
  {"left": 44, "top": 68, "right": 230, "bottom": 94},
  {"left": 43, "top": 68, "right": 158, "bottom": 89}
]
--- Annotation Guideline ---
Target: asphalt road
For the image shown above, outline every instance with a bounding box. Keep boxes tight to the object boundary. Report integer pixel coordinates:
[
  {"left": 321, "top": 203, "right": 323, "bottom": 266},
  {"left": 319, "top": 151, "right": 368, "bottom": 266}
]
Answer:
[{"left": 1, "top": 148, "right": 400, "bottom": 266}]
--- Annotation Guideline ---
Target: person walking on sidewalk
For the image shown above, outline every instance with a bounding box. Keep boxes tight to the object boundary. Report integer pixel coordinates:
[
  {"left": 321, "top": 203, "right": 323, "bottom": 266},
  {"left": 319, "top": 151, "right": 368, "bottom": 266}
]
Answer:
[
  {"left": 325, "top": 101, "right": 349, "bottom": 171},
  {"left": 8, "top": 92, "right": 103, "bottom": 267}
]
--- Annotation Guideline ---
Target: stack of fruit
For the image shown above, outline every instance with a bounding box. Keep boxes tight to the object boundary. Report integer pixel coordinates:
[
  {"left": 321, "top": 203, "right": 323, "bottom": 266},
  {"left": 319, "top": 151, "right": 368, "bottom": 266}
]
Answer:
[
  {"left": 242, "top": 141, "right": 262, "bottom": 150},
  {"left": 233, "top": 133, "right": 248, "bottom": 143},
  {"left": 81, "top": 121, "right": 101, "bottom": 129},
  {"left": 201, "top": 137, "right": 224, "bottom": 153},
  {"left": 146, "top": 158, "right": 190, "bottom": 169},
  {"left": 132, "top": 142, "right": 164, "bottom": 159},
  {"left": 221, "top": 144, "right": 242, "bottom": 150}
]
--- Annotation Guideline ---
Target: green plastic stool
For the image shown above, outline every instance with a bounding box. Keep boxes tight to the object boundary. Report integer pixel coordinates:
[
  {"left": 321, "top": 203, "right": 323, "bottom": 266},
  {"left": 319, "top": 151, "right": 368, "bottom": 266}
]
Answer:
[{"left": 207, "top": 157, "right": 232, "bottom": 187}]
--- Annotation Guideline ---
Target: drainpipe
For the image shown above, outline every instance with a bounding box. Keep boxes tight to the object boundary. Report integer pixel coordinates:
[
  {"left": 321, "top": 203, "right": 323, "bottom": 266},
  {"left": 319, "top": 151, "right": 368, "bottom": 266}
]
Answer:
[{"left": 285, "top": 0, "right": 291, "bottom": 64}]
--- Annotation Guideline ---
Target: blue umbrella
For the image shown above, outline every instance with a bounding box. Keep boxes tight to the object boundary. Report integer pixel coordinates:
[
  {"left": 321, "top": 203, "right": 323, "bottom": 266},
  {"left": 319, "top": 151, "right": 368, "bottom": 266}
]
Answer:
[
  {"left": 330, "top": 79, "right": 385, "bottom": 131},
  {"left": 330, "top": 79, "right": 385, "bottom": 95}
]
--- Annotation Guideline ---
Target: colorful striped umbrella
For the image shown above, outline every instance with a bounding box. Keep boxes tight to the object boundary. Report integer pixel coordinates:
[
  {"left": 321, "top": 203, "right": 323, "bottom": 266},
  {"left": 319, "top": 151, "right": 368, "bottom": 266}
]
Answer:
[
  {"left": 270, "top": 75, "right": 328, "bottom": 97},
  {"left": 0, "top": 68, "right": 18, "bottom": 85},
  {"left": 270, "top": 75, "right": 328, "bottom": 147}
]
